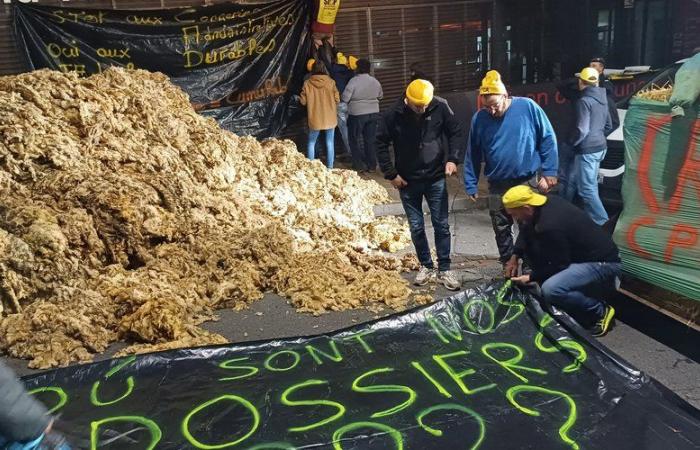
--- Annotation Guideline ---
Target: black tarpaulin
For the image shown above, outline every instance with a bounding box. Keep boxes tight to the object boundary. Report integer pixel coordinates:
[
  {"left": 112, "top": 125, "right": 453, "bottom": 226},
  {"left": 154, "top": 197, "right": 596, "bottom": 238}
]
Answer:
[
  {"left": 21, "top": 281, "right": 700, "bottom": 449},
  {"left": 13, "top": 1, "right": 311, "bottom": 138}
]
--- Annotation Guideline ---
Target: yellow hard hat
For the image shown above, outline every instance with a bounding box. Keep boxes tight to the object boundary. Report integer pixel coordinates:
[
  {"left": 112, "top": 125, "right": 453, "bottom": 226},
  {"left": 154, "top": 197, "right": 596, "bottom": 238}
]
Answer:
[
  {"left": 577, "top": 67, "right": 599, "bottom": 84},
  {"left": 306, "top": 58, "right": 316, "bottom": 72},
  {"left": 336, "top": 52, "right": 348, "bottom": 66},
  {"left": 348, "top": 56, "right": 358, "bottom": 70},
  {"left": 502, "top": 185, "right": 548, "bottom": 209},
  {"left": 479, "top": 70, "right": 507, "bottom": 95},
  {"left": 406, "top": 79, "right": 434, "bottom": 106}
]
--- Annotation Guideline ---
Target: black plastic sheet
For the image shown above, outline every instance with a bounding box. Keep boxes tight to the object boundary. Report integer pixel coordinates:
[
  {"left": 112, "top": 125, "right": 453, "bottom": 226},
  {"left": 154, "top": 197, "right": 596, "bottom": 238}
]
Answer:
[
  {"left": 21, "top": 281, "right": 700, "bottom": 449},
  {"left": 13, "top": 1, "right": 311, "bottom": 138}
]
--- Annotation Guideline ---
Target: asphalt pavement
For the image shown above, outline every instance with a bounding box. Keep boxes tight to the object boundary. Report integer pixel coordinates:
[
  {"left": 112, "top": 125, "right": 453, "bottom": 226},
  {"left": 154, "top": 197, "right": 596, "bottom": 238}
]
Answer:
[{"left": 4, "top": 209, "right": 699, "bottom": 410}]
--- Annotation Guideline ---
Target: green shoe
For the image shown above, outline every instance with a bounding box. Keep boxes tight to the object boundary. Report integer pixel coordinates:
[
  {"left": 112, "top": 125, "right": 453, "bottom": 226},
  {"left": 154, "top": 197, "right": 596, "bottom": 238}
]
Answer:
[{"left": 591, "top": 305, "right": 616, "bottom": 337}]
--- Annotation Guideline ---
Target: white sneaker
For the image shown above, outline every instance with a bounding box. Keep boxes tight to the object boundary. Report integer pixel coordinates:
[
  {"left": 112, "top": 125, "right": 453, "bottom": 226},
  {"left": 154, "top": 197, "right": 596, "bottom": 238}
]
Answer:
[
  {"left": 438, "top": 270, "right": 461, "bottom": 291},
  {"left": 414, "top": 266, "right": 436, "bottom": 286}
]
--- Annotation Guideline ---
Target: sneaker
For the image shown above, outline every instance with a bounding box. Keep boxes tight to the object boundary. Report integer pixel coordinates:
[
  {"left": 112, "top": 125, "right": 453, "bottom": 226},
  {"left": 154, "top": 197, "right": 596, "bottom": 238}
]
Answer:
[
  {"left": 438, "top": 270, "right": 462, "bottom": 291},
  {"left": 591, "top": 305, "right": 616, "bottom": 337},
  {"left": 414, "top": 266, "right": 436, "bottom": 286}
]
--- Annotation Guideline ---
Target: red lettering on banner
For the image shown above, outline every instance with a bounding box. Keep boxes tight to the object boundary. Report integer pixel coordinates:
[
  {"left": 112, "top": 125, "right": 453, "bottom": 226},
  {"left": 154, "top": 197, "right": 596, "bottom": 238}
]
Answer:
[
  {"left": 663, "top": 224, "right": 698, "bottom": 263},
  {"left": 637, "top": 115, "right": 673, "bottom": 213},
  {"left": 554, "top": 92, "right": 567, "bottom": 104},
  {"left": 626, "top": 216, "right": 656, "bottom": 259},
  {"left": 668, "top": 120, "right": 700, "bottom": 213}
]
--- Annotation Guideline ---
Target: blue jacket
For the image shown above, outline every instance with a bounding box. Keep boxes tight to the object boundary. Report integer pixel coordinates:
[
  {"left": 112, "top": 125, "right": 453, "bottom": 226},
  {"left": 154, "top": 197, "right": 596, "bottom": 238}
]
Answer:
[
  {"left": 329, "top": 64, "right": 354, "bottom": 99},
  {"left": 463, "top": 97, "right": 558, "bottom": 195},
  {"left": 569, "top": 86, "right": 613, "bottom": 154}
]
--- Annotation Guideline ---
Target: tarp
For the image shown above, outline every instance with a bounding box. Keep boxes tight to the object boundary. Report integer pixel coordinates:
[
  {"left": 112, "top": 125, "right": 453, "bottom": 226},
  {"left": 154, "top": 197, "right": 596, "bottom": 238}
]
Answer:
[
  {"left": 13, "top": 1, "right": 311, "bottom": 138},
  {"left": 21, "top": 281, "right": 700, "bottom": 449},
  {"left": 613, "top": 97, "right": 700, "bottom": 300}
]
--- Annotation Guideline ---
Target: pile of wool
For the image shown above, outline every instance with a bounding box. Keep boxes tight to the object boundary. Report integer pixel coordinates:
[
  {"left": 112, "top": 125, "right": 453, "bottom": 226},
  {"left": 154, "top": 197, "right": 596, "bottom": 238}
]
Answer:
[{"left": 0, "top": 68, "right": 413, "bottom": 369}]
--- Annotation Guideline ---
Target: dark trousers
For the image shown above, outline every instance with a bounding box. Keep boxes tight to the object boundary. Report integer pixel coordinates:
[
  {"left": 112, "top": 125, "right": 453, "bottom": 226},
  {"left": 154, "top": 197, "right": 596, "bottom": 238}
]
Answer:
[
  {"left": 488, "top": 176, "right": 537, "bottom": 264},
  {"left": 348, "top": 113, "right": 378, "bottom": 171},
  {"left": 399, "top": 178, "right": 451, "bottom": 271}
]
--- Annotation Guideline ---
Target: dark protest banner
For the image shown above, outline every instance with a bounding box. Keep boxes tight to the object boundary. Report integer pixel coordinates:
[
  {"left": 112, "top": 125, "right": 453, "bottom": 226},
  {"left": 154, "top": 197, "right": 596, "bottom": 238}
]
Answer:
[
  {"left": 22, "top": 282, "right": 700, "bottom": 449},
  {"left": 13, "top": 1, "right": 311, "bottom": 138}
]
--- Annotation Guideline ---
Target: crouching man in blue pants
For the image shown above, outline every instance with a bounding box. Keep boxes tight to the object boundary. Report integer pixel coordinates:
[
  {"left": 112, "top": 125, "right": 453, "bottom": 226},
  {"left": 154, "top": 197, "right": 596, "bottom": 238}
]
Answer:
[{"left": 502, "top": 186, "right": 620, "bottom": 336}]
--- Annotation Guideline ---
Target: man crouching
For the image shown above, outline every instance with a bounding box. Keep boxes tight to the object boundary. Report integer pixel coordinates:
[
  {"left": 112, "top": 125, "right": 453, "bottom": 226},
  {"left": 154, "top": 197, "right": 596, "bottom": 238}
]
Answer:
[{"left": 503, "top": 185, "right": 620, "bottom": 336}]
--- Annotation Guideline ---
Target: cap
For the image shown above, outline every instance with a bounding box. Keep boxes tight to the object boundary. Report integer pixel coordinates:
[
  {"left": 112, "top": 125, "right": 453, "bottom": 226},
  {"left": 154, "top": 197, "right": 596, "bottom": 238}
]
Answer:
[
  {"left": 502, "top": 185, "right": 548, "bottom": 209},
  {"left": 577, "top": 67, "right": 599, "bottom": 83}
]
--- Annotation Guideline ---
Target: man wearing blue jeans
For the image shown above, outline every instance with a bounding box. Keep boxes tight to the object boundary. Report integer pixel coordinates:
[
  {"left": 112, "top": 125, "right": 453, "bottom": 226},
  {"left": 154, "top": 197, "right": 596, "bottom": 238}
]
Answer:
[
  {"left": 560, "top": 67, "right": 613, "bottom": 225},
  {"left": 503, "top": 186, "right": 620, "bottom": 336},
  {"left": 376, "top": 79, "right": 464, "bottom": 290}
]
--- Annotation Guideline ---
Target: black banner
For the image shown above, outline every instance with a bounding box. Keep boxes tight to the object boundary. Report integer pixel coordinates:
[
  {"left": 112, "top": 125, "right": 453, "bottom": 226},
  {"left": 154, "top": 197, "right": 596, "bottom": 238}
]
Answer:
[
  {"left": 13, "top": 1, "right": 311, "bottom": 138},
  {"left": 22, "top": 281, "right": 700, "bottom": 449}
]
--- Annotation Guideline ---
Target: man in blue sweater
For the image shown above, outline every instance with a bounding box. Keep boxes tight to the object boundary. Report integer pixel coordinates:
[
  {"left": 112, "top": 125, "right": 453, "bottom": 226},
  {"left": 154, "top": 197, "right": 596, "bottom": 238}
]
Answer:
[
  {"left": 560, "top": 67, "right": 613, "bottom": 225},
  {"left": 464, "top": 70, "right": 559, "bottom": 265}
]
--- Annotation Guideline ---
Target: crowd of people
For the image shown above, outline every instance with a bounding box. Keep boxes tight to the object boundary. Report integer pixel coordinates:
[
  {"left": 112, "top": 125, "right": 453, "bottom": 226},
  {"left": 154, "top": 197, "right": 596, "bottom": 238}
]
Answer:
[
  {"left": 0, "top": 53, "right": 623, "bottom": 450},
  {"left": 300, "top": 51, "right": 622, "bottom": 339}
]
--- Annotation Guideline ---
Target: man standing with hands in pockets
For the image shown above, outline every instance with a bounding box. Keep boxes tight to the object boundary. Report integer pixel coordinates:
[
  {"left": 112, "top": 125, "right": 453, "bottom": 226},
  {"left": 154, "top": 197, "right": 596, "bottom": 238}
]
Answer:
[
  {"left": 464, "top": 70, "right": 559, "bottom": 268},
  {"left": 376, "top": 79, "right": 465, "bottom": 290}
]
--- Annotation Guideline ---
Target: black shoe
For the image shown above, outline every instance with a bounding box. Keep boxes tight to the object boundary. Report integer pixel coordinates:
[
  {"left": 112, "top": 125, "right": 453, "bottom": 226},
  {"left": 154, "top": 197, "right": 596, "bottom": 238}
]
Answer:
[{"left": 591, "top": 305, "right": 615, "bottom": 337}]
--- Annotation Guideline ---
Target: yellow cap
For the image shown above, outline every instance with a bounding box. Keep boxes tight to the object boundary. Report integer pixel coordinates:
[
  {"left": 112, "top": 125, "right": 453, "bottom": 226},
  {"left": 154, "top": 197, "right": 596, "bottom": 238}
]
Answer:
[
  {"left": 502, "top": 185, "right": 548, "bottom": 209},
  {"left": 577, "top": 67, "right": 599, "bottom": 83},
  {"left": 479, "top": 70, "right": 507, "bottom": 95},
  {"left": 348, "top": 55, "right": 358, "bottom": 70},
  {"left": 306, "top": 58, "right": 316, "bottom": 72},
  {"left": 406, "top": 79, "right": 434, "bottom": 106},
  {"left": 336, "top": 52, "right": 348, "bottom": 66}
]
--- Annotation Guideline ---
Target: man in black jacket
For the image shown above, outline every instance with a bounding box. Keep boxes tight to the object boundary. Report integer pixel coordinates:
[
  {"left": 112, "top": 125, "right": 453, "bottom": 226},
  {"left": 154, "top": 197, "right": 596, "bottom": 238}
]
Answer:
[
  {"left": 376, "top": 79, "right": 464, "bottom": 290},
  {"left": 502, "top": 185, "right": 620, "bottom": 336}
]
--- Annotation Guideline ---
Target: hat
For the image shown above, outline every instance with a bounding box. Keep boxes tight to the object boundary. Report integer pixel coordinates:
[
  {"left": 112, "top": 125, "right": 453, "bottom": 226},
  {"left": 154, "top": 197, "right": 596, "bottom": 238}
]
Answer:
[
  {"left": 336, "top": 52, "right": 348, "bottom": 66},
  {"left": 479, "top": 70, "right": 507, "bottom": 95},
  {"left": 577, "top": 67, "right": 599, "bottom": 83},
  {"left": 306, "top": 58, "right": 316, "bottom": 72},
  {"left": 348, "top": 55, "right": 358, "bottom": 70},
  {"left": 590, "top": 57, "right": 606, "bottom": 66},
  {"left": 406, "top": 79, "right": 434, "bottom": 106},
  {"left": 502, "top": 185, "right": 548, "bottom": 209}
]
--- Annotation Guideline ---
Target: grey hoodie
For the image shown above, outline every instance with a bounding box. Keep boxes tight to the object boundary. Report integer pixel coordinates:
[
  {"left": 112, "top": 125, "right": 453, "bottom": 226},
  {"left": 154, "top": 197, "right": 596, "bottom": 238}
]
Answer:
[{"left": 570, "top": 86, "right": 613, "bottom": 154}]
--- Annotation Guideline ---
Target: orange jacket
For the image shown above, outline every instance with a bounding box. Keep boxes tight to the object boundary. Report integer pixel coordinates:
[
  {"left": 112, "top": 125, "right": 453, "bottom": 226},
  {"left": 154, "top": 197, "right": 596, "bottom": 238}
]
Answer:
[{"left": 300, "top": 74, "right": 339, "bottom": 130}]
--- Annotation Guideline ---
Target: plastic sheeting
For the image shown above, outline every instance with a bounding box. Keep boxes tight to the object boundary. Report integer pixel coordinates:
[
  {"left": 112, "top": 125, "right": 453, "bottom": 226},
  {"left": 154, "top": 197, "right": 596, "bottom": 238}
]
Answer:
[
  {"left": 21, "top": 281, "right": 700, "bottom": 449},
  {"left": 13, "top": 1, "right": 311, "bottom": 138},
  {"left": 614, "top": 97, "right": 700, "bottom": 300}
]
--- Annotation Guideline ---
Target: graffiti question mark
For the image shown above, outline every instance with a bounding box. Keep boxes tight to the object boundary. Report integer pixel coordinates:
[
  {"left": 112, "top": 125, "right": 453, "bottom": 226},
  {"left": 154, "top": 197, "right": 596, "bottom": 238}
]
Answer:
[{"left": 506, "top": 385, "right": 580, "bottom": 450}]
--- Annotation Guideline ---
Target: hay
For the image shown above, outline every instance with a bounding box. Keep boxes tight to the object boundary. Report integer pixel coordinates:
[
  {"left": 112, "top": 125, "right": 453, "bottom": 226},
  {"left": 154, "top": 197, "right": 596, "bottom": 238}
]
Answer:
[
  {"left": 635, "top": 83, "right": 674, "bottom": 102},
  {"left": 0, "top": 68, "right": 412, "bottom": 368}
]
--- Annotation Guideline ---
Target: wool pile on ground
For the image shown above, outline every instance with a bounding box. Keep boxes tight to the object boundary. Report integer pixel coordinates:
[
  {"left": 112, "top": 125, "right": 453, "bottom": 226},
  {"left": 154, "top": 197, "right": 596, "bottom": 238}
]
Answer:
[{"left": 0, "top": 68, "right": 415, "bottom": 369}]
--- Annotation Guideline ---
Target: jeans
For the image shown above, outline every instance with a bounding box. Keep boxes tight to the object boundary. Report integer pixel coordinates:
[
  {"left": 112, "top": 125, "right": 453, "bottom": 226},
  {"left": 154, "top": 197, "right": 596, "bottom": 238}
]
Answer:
[
  {"left": 399, "top": 178, "right": 451, "bottom": 271},
  {"left": 337, "top": 103, "right": 351, "bottom": 154},
  {"left": 487, "top": 176, "right": 537, "bottom": 264},
  {"left": 308, "top": 128, "right": 335, "bottom": 169},
  {"left": 562, "top": 149, "right": 609, "bottom": 225},
  {"left": 348, "top": 113, "right": 379, "bottom": 171},
  {"left": 541, "top": 262, "right": 621, "bottom": 327}
]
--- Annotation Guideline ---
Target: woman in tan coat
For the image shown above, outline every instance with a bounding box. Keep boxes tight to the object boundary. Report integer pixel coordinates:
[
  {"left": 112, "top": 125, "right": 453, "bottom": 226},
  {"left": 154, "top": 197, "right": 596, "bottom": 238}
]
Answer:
[{"left": 300, "top": 60, "right": 340, "bottom": 168}]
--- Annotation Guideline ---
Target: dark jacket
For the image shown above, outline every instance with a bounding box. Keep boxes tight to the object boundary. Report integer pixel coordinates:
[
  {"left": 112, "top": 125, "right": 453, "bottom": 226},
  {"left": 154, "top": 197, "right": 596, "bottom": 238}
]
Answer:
[
  {"left": 557, "top": 77, "right": 620, "bottom": 135},
  {"left": 329, "top": 64, "right": 354, "bottom": 99},
  {"left": 376, "top": 97, "right": 464, "bottom": 182},
  {"left": 514, "top": 195, "right": 620, "bottom": 283},
  {"left": 570, "top": 86, "right": 613, "bottom": 153},
  {"left": 0, "top": 361, "right": 50, "bottom": 442}
]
